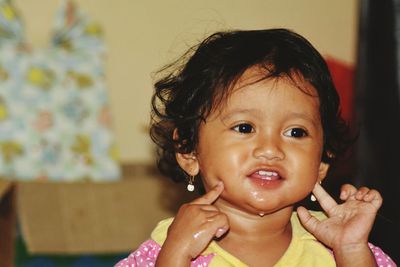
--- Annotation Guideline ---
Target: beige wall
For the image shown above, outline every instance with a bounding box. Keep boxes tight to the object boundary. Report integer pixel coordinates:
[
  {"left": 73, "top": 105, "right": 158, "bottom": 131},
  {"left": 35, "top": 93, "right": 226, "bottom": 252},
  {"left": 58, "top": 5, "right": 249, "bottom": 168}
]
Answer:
[{"left": 14, "top": 0, "right": 359, "bottom": 164}]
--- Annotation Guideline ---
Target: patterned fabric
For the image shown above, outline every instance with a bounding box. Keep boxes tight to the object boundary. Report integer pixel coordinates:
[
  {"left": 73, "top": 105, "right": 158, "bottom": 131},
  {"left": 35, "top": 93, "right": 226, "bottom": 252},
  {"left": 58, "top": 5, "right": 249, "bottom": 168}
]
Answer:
[
  {"left": 369, "top": 243, "right": 397, "bottom": 267},
  {"left": 114, "top": 240, "right": 214, "bottom": 267},
  {"left": 0, "top": 0, "right": 120, "bottom": 181},
  {"left": 115, "top": 213, "right": 397, "bottom": 267}
]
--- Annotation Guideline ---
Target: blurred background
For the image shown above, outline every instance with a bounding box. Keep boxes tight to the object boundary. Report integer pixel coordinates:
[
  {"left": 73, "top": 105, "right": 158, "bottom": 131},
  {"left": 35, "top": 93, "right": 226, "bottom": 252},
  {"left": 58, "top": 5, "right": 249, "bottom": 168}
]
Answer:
[{"left": 0, "top": 0, "right": 398, "bottom": 266}]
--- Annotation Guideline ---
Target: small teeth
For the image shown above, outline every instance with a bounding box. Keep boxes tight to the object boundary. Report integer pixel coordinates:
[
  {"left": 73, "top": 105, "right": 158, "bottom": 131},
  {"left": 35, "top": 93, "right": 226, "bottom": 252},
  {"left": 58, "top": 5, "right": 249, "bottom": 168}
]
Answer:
[{"left": 257, "top": 170, "right": 278, "bottom": 176}]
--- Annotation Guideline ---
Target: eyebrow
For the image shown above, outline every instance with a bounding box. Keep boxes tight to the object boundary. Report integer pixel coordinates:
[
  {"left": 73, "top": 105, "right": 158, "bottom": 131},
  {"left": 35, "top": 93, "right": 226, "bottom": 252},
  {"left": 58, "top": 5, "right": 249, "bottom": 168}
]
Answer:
[
  {"left": 220, "top": 108, "right": 262, "bottom": 121},
  {"left": 285, "top": 111, "right": 320, "bottom": 127}
]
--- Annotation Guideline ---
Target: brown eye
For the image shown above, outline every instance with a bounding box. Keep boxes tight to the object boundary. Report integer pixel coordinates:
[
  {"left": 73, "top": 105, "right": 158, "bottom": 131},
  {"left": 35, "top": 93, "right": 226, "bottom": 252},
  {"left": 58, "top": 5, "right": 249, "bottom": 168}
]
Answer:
[
  {"left": 284, "top": 128, "right": 307, "bottom": 138},
  {"left": 233, "top": 123, "right": 254, "bottom": 134}
]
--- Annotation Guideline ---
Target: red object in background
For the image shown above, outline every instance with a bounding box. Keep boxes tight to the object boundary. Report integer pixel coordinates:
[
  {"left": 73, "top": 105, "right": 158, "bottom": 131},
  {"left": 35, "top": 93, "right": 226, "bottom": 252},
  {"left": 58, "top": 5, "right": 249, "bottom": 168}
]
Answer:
[{"left": 325, "top": 57, "right": 355, "bottom": 123}]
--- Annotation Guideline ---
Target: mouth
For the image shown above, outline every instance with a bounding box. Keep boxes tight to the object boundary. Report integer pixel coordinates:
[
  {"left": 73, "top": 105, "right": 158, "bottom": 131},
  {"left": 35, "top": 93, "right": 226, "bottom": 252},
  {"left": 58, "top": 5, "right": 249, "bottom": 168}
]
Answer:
[
  {"left": 249, "top": 169, "right": 282, "bottom": 180},
  {"left": 247, "top": 168, "right": 284, "bottom": 188},
  {"left": 252, "top": 170, "right": 280, "bottom": 180}
]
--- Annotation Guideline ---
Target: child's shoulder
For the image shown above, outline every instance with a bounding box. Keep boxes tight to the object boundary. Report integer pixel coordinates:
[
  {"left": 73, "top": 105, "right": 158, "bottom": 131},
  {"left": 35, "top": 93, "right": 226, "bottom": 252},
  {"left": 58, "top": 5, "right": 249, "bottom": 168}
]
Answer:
[{"left": 150, "top": 217, "right": 174, "bottom": 245}]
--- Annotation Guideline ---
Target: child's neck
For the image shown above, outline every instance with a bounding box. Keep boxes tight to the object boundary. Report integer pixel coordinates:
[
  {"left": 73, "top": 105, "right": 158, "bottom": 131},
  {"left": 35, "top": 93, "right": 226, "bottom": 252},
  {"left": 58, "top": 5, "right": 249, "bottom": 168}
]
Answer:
[{"left": 216, "top": 204, "right": 294, "bottom": 267}]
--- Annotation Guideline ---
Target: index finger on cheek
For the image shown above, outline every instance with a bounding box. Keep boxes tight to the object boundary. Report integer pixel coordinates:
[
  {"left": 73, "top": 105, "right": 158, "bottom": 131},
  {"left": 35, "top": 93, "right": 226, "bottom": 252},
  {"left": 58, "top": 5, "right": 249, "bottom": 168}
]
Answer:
[
  {"left": 191, "top": 181, "right": 224, "bottom": 205},
  {"left": 312, "top": 182, "right": 337, "bottom": 212}
]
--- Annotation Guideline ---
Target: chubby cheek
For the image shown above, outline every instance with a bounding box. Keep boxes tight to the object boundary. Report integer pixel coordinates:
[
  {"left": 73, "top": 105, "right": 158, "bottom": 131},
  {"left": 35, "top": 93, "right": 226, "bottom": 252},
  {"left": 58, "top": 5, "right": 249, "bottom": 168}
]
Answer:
[
  {"left": 289, "top": 148, "right": 322, "bottom": 180},
  {"left": 198, "top": 144, "right": 247, "bottom": 189}
]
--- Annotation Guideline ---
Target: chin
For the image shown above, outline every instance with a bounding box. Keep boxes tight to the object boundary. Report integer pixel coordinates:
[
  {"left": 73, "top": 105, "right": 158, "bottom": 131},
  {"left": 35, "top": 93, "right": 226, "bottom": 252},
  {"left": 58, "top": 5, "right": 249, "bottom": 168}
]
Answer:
[{"left": 248, "top": 199, "right": 294, "bottom": 215}]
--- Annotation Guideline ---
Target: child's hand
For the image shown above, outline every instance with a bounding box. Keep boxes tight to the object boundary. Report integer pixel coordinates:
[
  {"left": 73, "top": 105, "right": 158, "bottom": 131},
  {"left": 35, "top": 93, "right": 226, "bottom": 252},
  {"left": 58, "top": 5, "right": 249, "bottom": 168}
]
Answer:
[
  {"left": 297, "top": 183, "right": 382, "bottom": 254},
  {"left": 157, "top": 182, "right": 229, "bottom": 266}
]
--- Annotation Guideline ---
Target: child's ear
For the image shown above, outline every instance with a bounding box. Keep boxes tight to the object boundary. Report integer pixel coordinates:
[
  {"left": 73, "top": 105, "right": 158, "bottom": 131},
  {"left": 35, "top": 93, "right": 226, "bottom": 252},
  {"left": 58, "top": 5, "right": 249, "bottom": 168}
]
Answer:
[
  {"left": 173, "top": 128, "right": 199, "bottom": 176},
  {"left": 176, "top": 152, "right": 199, "bottom": 176},
  {"left": 318, "top": 162, "right": 330, "bottom": 182}
]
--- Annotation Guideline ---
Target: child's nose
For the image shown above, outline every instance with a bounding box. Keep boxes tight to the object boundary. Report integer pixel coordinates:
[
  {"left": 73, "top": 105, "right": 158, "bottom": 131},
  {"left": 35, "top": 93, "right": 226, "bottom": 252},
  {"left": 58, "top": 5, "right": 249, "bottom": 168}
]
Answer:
[{"left": 252, "top": 135, "right": 285, "bottom": 161}]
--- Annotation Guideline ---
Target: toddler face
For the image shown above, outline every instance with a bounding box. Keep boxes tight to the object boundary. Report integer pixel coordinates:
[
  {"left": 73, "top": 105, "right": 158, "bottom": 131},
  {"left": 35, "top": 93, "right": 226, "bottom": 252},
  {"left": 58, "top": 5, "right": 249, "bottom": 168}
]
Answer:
[{"left": 195, "top": 67, "right": 329, "bottom": 215}]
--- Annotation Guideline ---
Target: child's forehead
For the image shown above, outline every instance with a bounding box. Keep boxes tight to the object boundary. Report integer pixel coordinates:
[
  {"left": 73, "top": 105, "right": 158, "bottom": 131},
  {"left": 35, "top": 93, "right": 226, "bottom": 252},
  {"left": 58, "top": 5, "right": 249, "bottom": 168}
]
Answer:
[
  {"left": 213, "top": 66, "right": 318, "bottom": 107},
  {"left": 234, "top": 66, "right": 314, "bottom": 91}
]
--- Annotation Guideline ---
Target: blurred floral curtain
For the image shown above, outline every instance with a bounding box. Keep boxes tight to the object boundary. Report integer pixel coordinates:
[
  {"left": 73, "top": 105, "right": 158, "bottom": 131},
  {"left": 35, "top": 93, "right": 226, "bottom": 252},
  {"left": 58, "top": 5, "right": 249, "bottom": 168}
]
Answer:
[{"left": 0, "top": 0, "right": 120, "bottom": 181}]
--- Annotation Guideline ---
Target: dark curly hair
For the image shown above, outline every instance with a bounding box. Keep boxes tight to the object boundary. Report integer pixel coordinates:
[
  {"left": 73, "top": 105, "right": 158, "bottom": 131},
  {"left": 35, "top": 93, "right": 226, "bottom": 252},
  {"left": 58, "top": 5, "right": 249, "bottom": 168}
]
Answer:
[{"left": 150, "top": 28, "right": 352, "bottom": 185}]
